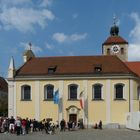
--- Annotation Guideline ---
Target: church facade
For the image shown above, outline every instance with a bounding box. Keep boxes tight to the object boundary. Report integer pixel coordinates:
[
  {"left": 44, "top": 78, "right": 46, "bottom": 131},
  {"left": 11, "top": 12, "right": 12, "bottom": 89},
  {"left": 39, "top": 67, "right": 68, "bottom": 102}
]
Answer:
[{"left": 7, "top": 23, "right": 140, "bottom": 128}]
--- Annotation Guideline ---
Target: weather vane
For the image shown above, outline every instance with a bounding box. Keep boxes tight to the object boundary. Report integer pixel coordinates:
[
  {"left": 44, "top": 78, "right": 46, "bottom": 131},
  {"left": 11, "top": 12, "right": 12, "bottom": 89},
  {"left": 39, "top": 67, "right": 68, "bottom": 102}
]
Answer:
[
  {"left": 113, "top": 14, "right": 118, "bottom": 25},
  {"left": 28, "top": 42, "right": 32, "bottom": 50}
]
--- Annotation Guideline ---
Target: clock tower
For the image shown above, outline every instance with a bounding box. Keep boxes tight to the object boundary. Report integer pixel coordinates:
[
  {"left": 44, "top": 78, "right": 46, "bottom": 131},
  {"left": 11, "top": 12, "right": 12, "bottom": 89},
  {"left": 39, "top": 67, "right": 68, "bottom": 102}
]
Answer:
[{"left": 102, "top": 18, "right": 128, "bottom": 61}]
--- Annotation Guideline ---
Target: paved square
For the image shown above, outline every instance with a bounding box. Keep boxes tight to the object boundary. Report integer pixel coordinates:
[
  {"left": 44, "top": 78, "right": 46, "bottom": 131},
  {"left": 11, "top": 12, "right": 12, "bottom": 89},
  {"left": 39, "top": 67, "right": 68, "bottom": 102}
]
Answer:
[{"left": 0, "top": 128, "right": 140, "bottom": 140}]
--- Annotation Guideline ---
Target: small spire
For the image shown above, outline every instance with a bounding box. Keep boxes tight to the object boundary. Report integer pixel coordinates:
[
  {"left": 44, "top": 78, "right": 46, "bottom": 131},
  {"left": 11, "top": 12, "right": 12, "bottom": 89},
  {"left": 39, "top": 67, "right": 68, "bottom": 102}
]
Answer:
[
  {"left": 8, "top": 56, "right": 15, "bottom": 78},
  {"left": 9, "top": 56, "right": 15, "bottom": 70}
]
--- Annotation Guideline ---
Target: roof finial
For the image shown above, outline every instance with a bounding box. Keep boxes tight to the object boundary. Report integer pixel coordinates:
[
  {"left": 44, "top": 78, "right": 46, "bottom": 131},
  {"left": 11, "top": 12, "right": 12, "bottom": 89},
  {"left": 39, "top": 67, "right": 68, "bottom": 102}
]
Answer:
[
  {"left": 113, "top": 14, "right": 117, "bottom": 25},
  {"left": 110, "top": 15, "right": 119, "bottom": 36},
  {"left": 28, "top": 42, "right": 32, "bottom": 50}
]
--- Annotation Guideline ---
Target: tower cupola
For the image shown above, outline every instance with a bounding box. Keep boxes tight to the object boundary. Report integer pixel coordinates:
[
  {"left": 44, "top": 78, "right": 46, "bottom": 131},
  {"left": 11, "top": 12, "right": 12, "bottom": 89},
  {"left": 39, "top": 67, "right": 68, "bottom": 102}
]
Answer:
[
  {"left": 23, "top": 42, "right": 35, "bottom": 63},
  {"left": 110, "top": 16, "right": 119, "bottom": 36},
  {"left": 102, "top": 16, "right": 128, "bottom": 61}
]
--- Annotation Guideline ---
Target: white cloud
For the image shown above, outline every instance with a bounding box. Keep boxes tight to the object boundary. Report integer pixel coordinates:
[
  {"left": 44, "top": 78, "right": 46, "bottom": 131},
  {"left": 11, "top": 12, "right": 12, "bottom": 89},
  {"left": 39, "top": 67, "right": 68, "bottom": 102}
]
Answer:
[
  {"left": 20, "top": 42, "right": 42, "bottom": 53},
  {"left": 71, "top": 33, "right": 87, "bottom": 41},
  {"left": 0, "top": 0, "right": 55, "bottom": 33},
  {"left": 0, "top": 0, "right": 30, "bottom": 5},
  {"left": 53, "top": 33, "right": 67, "bottom": 43},
  {"left": 128, "top": 44, "right": 140, "bottom": 61},
  {"left": 129, "top": 13, "right": 140, "bottom": 43},
  {"left": 52, "top": 32, "right": 87, "bottom": 43},
  {"left": 45, "top": 43, "right": 54, "bottom": 49},
  {"left": 39, "top": 0, "right": 53, "bottom": 7},
  {"left": 128, "top": 12, "right": 140, "bottom": 60}
]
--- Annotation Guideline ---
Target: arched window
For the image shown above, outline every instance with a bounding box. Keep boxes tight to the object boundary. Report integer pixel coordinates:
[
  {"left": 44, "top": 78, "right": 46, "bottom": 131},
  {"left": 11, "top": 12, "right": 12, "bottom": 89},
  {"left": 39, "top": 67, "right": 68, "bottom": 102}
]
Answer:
[
  {"left": 44, "top": 84, "right": 54, "bottom": 100},
  {"left": 68, "top": 84, "right": 78, "bottom": 100},
  {"left": 115, "top": 84, "right": 124, "bottom": 99},
  {"left": 121, "top": 48, "right": 124, "bottom": 54},
  {"left": 93, "top": 84, "right": 102, "bottom": 100},
  {"left": 107, "top": 48, "right": 110, "bottom": 55},
  {"left": 21, "top": 85, "right": 31, "bottom": 100}
]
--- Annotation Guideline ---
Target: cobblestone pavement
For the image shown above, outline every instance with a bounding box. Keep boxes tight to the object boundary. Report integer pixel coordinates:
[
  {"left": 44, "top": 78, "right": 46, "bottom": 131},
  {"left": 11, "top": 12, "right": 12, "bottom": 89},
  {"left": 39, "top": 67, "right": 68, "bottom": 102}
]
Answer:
[{"left": 0, "top": 129, "right": 140, "bottom": 140}]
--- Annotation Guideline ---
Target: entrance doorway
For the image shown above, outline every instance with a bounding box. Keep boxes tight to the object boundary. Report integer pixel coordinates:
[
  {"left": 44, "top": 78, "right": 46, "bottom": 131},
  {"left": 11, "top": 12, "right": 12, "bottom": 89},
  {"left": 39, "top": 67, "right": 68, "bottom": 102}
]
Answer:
[{"left": 69, "top": 114, "right": 77, "bottom": 122}]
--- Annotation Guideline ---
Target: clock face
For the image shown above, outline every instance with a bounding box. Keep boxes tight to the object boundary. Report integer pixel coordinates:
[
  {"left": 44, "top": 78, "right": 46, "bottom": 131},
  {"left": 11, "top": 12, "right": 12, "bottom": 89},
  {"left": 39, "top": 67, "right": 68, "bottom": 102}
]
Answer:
[{"left": 111, "top": 44, "right": 120, "bottom": 53}]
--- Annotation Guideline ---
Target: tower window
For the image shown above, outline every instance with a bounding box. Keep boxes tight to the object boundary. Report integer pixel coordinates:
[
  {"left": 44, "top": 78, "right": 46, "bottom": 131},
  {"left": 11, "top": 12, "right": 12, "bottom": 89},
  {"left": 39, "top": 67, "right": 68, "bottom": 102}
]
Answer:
[
  {"left": 121, "top": 48, "right": 124, "bottom": 54},
  {"left": 107, "top": 48, "right": 110, "bottom": 55}
]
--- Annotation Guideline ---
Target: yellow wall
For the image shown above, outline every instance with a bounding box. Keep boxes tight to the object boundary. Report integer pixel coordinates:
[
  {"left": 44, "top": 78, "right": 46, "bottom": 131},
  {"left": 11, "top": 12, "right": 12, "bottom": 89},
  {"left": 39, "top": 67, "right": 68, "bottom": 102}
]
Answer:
[
  {"left": 16, "top": 81, "right": 35, "bottom": 119},
  {"left": 40, "top": 81, "right": 58, "bottom": 121},
  {"left": 88, "top": 80, "right": 106, "bottom": 124},
  {"left": 15, "top": 78, "right": 140, "bottom": 125},
  {"left": 110, "top": 80, "right": 129, "bottom": 124}
]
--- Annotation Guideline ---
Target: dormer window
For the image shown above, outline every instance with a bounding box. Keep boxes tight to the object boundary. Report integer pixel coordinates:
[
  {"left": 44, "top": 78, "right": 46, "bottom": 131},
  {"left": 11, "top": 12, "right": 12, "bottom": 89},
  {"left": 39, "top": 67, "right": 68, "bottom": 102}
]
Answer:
[
  {"left": 94, "top": 64, "right": 102, "bottom": 72},
  {"left": 48, "top": 66, "right": 57, "bottom": 74}
]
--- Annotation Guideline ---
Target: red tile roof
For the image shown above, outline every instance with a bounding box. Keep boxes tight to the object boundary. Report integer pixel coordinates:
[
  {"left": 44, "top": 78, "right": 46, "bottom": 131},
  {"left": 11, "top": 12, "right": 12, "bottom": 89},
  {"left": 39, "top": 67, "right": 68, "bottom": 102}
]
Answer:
[
  {"left": 0, "top": 77, "right": 8, "bottom": 92},
  {"left": 103, "top": 36, "right": 128, "bottom": 45},
  {"left": 15, "top": 55, "right": 134, "bottom": 77},
  {"left": 125, "top": 62, "right": 140, "bottom": 77}
]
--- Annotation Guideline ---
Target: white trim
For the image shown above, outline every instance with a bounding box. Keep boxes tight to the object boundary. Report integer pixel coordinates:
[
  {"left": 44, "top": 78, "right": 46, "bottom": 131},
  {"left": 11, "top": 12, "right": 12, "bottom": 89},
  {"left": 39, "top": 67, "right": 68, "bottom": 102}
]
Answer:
[
  {"left": 101, "top": 85, "right": 104, "bottom": 100},
  {"left": 58, "top": 80, "right": 64, "bottom": 123},
  {"left": 14, "top": 75, "right": 136, "bottom": 81},
  {"left": 67, "top": 83, "right": 79, "bottom": 100},
  {"left": 8, "top": 81, "right": 15, "bottom": 118},
  {"left": 130, "top": 80, "right": 133, "bottom": 112},
  {"left": 21, "top": 85, "right": 32, "bottom": 100},
  {"left": 106, "top": 79, "right": 111, "bottom": 123},
  {"left": 83, "top": 80, "right": 88, "bottom": 128},
  {"left": 123, "top": 84, "right": 126, "bottom": 100},
  {"left": 35, "top": 81, "right": 40, "bottom": 120},
  {"left": 44, "top": 84, "right": 54, "bottom": 100},
  {"left": 14, "top": 82, "right": 16, "bottom": 118},
  {"left": 92, "top": 83, "right": 103, "bottom": 100},
  {"left": 113, "top": 83, "right": 125, "bottom": 100}
]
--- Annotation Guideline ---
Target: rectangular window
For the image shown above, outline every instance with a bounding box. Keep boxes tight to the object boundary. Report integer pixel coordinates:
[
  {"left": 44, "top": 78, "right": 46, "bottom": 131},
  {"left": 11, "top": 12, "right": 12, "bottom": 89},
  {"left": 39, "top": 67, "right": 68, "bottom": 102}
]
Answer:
[
  {"left": 69, "top": 85, "right": 77, "bottom": 100},
  {"left": 21, "top": 85, "right": 31, "bottom": 101},
  {"left": 93, "top": 84, "right": 102, "bottom": 100},
  {"left": 44, "top": 85, "right": 54, "bottom": 100},
  {"left": 115, "top": 84, "right": 123, "bottom": 99}
]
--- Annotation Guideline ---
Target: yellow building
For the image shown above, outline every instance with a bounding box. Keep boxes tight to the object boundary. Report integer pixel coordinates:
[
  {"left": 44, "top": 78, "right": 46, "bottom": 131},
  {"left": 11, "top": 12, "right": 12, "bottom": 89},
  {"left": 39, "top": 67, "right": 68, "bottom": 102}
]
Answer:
[{"left": 7, "top": 23, "right": 140, "bottom": 128}]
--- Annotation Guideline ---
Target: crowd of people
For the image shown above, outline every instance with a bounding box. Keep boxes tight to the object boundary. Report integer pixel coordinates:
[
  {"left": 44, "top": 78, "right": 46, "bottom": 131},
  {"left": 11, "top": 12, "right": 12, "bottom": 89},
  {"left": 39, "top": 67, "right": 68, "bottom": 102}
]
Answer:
[
  {"left": 0, "top": 116, "right": 102, "bottom": 136},
  {"left": 0, "top": 116, "right": 59, "bottom": 135}
]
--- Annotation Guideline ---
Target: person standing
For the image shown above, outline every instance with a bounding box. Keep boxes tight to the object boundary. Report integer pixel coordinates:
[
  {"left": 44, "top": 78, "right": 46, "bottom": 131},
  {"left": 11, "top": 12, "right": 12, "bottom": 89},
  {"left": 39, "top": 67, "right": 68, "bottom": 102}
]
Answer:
[
  {"left": 21, "top": 119, "right": 26, "bottom": 135},
  {"left": 15, "top": 117, "right": 21, "bottom": 136},
  {"left": 98, "top": 120, "right": 102, "bottom": 129},
  {"left": 9, "top": 116, "right": 15, "bottom": 133},
  {"left": 60, "top": 119, "right": 66, "bottom": 131}
]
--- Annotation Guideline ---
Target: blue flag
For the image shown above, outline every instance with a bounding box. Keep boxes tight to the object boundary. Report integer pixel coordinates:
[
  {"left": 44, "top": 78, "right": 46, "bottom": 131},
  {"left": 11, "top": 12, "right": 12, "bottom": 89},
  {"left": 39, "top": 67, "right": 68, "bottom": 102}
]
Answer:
[{"left": 54, "top": 89, "right": 59, "bottom": 104}]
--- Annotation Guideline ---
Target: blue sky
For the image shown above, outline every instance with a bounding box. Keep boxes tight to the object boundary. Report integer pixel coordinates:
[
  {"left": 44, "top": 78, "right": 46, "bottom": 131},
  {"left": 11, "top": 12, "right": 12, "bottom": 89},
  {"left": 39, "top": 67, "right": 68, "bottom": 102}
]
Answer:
[{"left": 0, "top": 0, "right": 140, "bottom": 77}]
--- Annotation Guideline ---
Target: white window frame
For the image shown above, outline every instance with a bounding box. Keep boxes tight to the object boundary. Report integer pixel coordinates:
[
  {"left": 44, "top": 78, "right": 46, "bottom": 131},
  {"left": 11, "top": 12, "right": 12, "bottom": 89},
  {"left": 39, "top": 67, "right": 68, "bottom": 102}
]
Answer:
[
  {"left": 92, "top": 84, "right": 103, "bottom": 100},
  {"left": 21, "top": 85, "right": 31, "bottom": 100}
]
